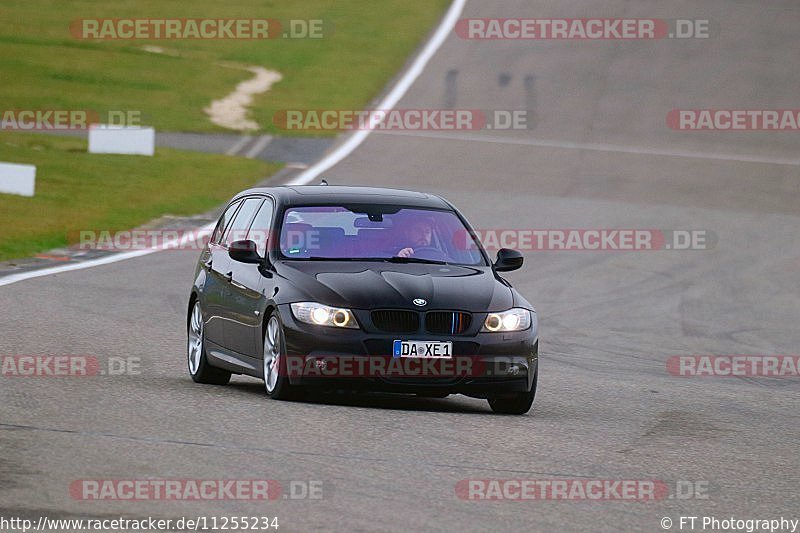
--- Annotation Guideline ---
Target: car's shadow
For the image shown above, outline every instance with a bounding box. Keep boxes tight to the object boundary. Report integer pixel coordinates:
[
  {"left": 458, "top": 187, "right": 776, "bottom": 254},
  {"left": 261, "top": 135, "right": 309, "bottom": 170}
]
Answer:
[{"left": 226, "top": 379, "right": 491, "bottom": 414}]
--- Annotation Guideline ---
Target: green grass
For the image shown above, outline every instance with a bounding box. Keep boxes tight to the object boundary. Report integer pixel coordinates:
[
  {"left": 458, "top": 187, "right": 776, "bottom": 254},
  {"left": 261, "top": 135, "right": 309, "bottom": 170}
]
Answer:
[
  {"left": 0, "top": 132, "right": 280, "bottom": 261},
  {"left": 0, "top": 0, "right": 451, "bottom": 134},
  {"left": 0, "top": 1, "right": 451, "bottom": 260}
]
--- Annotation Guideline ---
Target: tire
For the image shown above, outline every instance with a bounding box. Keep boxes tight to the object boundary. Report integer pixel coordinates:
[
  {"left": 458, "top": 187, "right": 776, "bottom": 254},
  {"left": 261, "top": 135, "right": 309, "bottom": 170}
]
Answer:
[
  {"left": 262, "top": 313, "right": 300, "bottom": 400},
  {"left": 488, "top": 371, "right": 537, "bottom": 415},
  {"left": 187, "top": 301, "right": 231, "bottom": 385}
]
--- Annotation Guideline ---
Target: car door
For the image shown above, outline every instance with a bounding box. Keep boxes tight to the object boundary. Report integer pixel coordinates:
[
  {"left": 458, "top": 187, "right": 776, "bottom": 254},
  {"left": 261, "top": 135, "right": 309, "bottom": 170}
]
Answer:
[
  {"left": 202, "top": 199, "right": 242, "bottom": 347},
  {"left": 217, "top": 196, "right": 264, "bottom": 362},
  {"left": 224, "top": 197, "right": 276, "bottom": 360}
]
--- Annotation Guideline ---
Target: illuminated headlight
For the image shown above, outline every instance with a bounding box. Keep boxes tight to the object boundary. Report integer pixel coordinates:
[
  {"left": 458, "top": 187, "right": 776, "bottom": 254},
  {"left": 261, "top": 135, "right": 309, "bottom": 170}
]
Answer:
[
  {"left": 290, "top": 302, "right": 358, "bottom": 329},
  {"left": 482, "top": 308, "right": 531, "bottom": 332}
]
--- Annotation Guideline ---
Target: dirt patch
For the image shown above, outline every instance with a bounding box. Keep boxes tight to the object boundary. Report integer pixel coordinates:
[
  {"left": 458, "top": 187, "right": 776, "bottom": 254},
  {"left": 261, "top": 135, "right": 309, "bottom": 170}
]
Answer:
[{"left": 204, "top": 66, "right": 282, "bottom": 131}]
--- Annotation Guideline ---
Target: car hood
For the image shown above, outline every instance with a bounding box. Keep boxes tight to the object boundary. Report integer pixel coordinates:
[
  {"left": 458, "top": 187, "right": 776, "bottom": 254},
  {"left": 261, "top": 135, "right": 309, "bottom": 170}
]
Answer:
[{"left": 275, "top": 261, "right": 514, "bottom": 312}]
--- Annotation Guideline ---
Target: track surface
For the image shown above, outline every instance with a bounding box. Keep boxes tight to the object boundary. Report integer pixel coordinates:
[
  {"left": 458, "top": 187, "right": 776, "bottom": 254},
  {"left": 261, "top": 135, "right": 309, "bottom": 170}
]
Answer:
[{"left": 2, "top": 1, "right": 799, "bottom": 531}]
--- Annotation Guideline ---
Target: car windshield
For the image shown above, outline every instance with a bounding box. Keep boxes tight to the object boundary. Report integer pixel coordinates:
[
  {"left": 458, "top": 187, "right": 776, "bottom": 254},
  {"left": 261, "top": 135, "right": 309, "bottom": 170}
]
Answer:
[{"left": 278, "top": 205, "right": 486, "bottom": 265}]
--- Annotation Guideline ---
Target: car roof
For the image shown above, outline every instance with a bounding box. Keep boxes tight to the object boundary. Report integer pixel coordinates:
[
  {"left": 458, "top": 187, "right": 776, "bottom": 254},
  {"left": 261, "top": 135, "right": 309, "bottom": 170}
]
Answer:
[{"left": 232, "top": 185, "right": 452, "bottom": 209}]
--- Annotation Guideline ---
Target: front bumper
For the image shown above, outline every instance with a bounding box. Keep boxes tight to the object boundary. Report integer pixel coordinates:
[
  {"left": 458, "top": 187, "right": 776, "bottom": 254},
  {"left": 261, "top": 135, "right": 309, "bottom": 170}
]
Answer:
[{"left": 278, "top": 304, "right": 538, "bottom": 398}]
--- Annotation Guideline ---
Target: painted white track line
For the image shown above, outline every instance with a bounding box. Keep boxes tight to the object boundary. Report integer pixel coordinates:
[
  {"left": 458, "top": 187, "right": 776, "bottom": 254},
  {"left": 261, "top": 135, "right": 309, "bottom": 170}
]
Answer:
[
  {"left": 287, "top": 0, "right": 468, "bottom": 186},
  {"left": 244, "top": 135, "right": 273, "bottom": 159},
  {"left": 0, "top": 0, "right": 467, "bottom": 289},
  {"left": 0, "top": 225, "right": 216, "bottom": 288},
  {"left": 372, "top": 129, "right": 800, "bottom": 167},
  {"left": 225, "top": 135, "right": 253, "bottom": 156}
]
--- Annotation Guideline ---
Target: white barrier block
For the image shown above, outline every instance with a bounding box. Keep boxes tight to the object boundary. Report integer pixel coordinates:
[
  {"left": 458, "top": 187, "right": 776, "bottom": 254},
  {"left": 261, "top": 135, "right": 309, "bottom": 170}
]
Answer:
[
  {"left": 88, "top": 125, "right": 155, "bottom": 156},
  {"left": 0, "top": 162, "right": 36, "bottom": 197}
]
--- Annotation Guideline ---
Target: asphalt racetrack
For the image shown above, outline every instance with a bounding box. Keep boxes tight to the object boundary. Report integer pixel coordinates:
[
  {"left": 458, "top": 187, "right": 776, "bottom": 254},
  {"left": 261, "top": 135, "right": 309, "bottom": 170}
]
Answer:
[{"left": 2, "top": 1, "right": 799, "bottom": 531}]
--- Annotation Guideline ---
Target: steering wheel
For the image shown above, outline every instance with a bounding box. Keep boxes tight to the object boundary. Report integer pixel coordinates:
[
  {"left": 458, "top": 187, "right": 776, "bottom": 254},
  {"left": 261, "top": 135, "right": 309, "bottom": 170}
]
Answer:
[{"left": 410, "top": 246, "right": 447, "bottom": 261}]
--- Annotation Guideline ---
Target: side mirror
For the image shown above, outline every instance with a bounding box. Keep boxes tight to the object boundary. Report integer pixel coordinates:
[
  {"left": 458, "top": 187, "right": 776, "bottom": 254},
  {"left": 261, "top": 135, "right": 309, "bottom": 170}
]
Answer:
[
  {"left": 229, "top": 240, "right": 262, "bottom": 264},
  {"left": 494, "top": 248, "right": 524, "bottom": 272}
]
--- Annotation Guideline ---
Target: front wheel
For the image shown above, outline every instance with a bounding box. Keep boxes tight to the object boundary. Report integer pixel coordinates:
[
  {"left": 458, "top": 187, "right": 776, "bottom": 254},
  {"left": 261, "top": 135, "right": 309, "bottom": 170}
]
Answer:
[
  {"left": 262, "top": 314, "right": 300, "bottom": 400},
  {"left": 187, "top": 301, "right": 231, "bottom": 385},
  {"left": 488, "top": 371, "right": 537, "bottom": 415}
]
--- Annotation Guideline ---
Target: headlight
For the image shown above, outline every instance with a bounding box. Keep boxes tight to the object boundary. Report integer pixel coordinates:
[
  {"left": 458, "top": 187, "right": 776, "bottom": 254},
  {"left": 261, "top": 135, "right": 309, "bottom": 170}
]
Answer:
[
  {"left": 482, "top": 308, "right": 531, "bottom": 332},
  {"left": 290, "top": 302, "right": 358, "bottom": 329}
]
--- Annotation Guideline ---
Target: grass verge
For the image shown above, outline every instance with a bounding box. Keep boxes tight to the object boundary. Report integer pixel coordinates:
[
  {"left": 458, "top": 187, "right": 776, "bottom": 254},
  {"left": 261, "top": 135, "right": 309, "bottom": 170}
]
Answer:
[
  {"left": 0, "top": 132, "right": 280, "bottom": 261},
  {"left": 0, "top": 0, "right": 451, "bottom": 134}
]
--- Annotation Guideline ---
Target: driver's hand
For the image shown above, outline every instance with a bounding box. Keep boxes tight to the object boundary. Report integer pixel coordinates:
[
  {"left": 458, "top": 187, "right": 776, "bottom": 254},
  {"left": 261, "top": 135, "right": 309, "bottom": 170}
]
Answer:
[{"left": 397, "top": 247, "right": 414, "bottom": 258}]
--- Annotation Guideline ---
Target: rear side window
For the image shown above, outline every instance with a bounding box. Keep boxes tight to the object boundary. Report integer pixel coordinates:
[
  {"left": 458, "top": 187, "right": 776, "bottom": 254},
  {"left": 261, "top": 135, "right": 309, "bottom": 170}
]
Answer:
[
  {"left": 223, "top": 198, "right": 263, "bottom": 247},
  {"left": 211, "top": 200, "right": 242, "bottom": 245}
]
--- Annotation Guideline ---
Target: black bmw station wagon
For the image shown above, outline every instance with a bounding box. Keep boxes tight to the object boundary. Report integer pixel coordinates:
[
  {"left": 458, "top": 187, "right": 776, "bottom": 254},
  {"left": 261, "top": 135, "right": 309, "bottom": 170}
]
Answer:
[{"left": 187, "top": 185, "right": 538, "bottom": 414}]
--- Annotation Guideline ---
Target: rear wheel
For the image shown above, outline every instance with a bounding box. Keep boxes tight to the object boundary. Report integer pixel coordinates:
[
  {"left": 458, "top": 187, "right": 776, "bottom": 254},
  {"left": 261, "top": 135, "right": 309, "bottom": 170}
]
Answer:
[
  {"left": 187, "top": 301, "right": 231, "bottom": 385},
  {"left": 488, "top": 371, "right": 537, "bottom": 415}
]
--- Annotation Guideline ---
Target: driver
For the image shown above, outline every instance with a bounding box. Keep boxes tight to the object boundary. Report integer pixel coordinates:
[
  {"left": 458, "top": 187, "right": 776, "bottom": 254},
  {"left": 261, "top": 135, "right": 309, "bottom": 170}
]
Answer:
[{"left": 396, "top": 218, "right": 434, "bottom": 258}]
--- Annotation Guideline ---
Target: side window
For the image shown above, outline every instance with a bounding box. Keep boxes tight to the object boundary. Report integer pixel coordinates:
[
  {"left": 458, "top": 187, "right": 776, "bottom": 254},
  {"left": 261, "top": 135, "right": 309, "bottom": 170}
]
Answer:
[
  {"left": 223, "top": 198, "right": 263, "bottom": 248},
  {"left": 211, "top": 200, "right": 242, "bottom": 245},
  {"left": 247, "top": 198, "right": 275, "bottom": 256}
]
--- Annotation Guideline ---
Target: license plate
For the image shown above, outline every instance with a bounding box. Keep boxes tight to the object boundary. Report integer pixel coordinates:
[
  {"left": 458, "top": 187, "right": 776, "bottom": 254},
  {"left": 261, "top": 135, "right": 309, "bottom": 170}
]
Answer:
[{"left": 393, "top": 340, "right": 453, "bottom": 358}]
